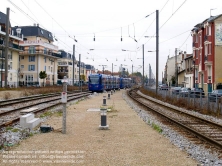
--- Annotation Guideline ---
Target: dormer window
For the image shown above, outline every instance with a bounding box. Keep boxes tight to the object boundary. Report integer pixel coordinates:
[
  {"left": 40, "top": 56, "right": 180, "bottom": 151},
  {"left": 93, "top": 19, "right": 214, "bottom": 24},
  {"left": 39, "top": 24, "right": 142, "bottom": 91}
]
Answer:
[
  {"left": 40, "top": 30, "right": 44, "bottom": 34},
  {"left": 49, "top": 33, "right": 51, "bottom": 37}
]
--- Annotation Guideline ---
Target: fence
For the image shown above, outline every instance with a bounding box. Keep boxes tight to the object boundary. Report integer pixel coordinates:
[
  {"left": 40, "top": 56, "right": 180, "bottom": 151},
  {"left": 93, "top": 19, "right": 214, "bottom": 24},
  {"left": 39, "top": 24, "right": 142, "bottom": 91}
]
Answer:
[{"left": 144, "top": 86, "right": 222, "bottom": 115}]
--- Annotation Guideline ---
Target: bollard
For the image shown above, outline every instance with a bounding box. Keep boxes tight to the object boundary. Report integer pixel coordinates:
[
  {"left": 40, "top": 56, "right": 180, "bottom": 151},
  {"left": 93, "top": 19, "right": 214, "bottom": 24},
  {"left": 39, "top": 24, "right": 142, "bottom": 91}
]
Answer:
[
  {"left": 114, "top": 89, "right": 115, "bottom": 93},
  {"left": 99, "top": 108, "right": 109, "bottom": 129},
  {"left": 111, "top": 90, "right": 113, "bottom": 95},
  {"left": 103, "top": 96, "right": 107, "bottom": 106},
  {"left": 108, "top": 93, "right": 111, "bottom": 99}
]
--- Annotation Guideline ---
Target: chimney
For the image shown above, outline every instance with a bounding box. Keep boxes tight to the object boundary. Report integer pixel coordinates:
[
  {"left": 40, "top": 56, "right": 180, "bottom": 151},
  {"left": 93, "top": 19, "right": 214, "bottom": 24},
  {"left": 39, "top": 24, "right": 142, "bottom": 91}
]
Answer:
[
  {"left": 184, "top": 51, "right": 187, "bottom": 58},
  {"left": 37, "top": 23, "right": 39, "bottom": 27},
  {"left": 34, "top": 23, "right": 36, "bottom": 26}
]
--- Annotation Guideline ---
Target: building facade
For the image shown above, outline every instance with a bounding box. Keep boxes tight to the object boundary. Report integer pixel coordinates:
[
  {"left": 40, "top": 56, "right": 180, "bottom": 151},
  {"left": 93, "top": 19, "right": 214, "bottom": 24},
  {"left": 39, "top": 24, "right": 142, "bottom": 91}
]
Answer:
[
  {"left": 0, "top": 11, "right": 23, "bottom": 87},
  {"left": 12, "top": 24, "right": 61, "bottom": 86},
  {"left": 191, "top": 14, "right": 222, "bottom": 93}
]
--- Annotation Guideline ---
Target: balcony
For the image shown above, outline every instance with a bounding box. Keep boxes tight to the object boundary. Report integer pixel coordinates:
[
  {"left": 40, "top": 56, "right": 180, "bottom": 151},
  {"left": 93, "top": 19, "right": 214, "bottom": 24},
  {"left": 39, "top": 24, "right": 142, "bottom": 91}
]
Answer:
[
  {"left": 20, "top": 40, "right": 58, "bottom": 51},
  {"left": 20, "top": 50, "right": 62, "bottom": 58},
  {"left": 9, "top": 42, "right": 24, "bottom": 51},
  {"left": 58, "top": 69, "right": 68, "bottom": 73}
]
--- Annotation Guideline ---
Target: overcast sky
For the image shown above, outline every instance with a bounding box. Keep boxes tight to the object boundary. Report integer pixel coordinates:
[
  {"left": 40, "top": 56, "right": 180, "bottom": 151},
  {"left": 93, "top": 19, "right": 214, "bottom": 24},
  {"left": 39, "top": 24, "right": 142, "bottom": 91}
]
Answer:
[{"left": 1, "top": 0, "right": 222, "bottom": 80}]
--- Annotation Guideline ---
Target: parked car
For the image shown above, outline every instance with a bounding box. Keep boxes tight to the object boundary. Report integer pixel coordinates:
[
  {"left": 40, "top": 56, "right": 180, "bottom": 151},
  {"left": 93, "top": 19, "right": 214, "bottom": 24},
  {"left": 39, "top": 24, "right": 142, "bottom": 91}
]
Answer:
[
  {"left": 171, "top": 87, "right": 182, "bottom": 95},
  {"left": 190, "top": 88, "right": 205, "bottom": 98},
  {"left": 159, "top": 84, "right": 169, "bottom": 90},
  {"left": 179, "top": 87, "right": 191, "bottom": 97},
  {"left": 209, "top": 89, "right": 222, "bottom": 102}
]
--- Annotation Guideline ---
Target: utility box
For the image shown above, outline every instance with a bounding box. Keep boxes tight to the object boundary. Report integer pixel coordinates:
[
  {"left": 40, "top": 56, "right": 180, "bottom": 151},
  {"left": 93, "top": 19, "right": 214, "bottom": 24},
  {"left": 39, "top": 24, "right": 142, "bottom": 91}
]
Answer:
[{"left": 61, "top": 92, "right": 67, "bottom": 103}]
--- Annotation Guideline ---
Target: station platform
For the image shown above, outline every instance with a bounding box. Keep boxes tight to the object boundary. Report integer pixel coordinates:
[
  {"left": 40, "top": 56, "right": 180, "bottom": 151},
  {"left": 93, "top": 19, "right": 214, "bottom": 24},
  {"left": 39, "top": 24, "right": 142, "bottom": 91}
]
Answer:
[{"left": 0, "top": 90, "right": 197, "bottom": 166}]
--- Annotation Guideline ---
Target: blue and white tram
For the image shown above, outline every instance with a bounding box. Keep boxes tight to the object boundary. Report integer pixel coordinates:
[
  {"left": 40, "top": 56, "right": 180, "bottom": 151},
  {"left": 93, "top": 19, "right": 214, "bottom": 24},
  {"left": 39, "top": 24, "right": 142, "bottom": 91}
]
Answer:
[
  {"left": 88, "top": 73, "right": 131, "bottom": 92},
  {"left": 88, "top": 74, "right": 107, "bottom": 92}
]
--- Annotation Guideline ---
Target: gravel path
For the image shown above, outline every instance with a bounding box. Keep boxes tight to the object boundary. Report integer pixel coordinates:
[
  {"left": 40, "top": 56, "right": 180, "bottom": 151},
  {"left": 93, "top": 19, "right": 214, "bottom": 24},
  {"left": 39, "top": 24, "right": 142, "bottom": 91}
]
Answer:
[{"left": 0, "top": 90, "right": 198, "bottom": 165}]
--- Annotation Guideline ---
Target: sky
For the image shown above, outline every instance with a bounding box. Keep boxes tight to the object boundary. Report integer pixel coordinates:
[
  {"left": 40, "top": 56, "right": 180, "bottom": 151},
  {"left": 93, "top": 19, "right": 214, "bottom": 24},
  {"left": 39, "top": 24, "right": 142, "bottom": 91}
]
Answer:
[{"left": 1, "top": 0, "right": 222, "bottom": 80}]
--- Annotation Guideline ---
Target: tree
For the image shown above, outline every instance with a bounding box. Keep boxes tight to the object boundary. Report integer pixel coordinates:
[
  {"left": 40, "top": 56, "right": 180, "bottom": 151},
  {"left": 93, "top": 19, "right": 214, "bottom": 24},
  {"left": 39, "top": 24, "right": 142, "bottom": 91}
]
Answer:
[{"left": 39, "top": 71, "right": 47, "bottom": 86}]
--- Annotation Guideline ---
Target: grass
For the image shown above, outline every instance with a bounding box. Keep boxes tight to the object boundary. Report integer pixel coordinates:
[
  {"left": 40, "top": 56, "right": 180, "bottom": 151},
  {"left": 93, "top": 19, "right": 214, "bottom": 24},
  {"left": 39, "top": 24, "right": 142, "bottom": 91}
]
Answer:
[
  {"left": 55, "top": 110, "right": 63, "bottom": 117},
  {"left": 40, "top": 111, "right": 53, "bottom": 118},
  {"left": 151, "top": 122, "right": 163, "bottom": 133},
  {"left": 11, "top": 128, "right": 20, "bottom": 132},
  {"left": 6, "top": 126, "right": 13, "bottom": 131},
  {"left": 0, "top": 85, "right": 89, "bottom": 100}
]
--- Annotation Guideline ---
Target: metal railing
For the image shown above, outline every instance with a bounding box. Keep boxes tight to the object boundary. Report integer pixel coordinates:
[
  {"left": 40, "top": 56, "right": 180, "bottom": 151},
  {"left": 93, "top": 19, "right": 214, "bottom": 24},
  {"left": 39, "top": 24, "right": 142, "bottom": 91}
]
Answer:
[{"left": 145, "top": 86, "right": 222, "bottom": 115}]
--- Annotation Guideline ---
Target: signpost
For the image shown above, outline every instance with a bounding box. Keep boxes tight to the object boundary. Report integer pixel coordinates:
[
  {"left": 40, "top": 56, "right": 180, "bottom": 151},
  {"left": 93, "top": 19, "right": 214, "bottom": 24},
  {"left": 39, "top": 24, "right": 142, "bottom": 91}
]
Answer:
[{"left": 61, "top": 76, "right": 68, "bottom": 134}]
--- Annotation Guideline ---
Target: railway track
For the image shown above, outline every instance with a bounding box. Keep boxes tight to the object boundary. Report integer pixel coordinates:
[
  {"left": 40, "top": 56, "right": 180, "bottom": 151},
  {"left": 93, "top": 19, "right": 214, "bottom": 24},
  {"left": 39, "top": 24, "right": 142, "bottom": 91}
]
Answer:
[
  {"left": 0, "top": 91, "right": 92, "bottom": 128},
  {"left": 128, "top": 88, "right": 222, "bottom": 151}
]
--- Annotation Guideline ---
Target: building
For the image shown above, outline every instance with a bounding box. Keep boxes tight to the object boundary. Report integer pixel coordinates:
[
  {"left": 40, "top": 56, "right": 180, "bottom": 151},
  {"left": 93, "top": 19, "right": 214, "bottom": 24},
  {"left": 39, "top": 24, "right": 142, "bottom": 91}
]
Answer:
[
  {"left": 0, "top": 11, "right": 23, "bottom": 87},
  {"left": 57, "top": 50, "right": 76, "bottom": 85},
  {"left": 85, "top": 64, "right": 95, "bottom": 82},
  {"left": 12, "top": 24, "right": 61, "bottom": 86},
  {"left": 191, "top": 14, "right": 222, "bottom": 93}
]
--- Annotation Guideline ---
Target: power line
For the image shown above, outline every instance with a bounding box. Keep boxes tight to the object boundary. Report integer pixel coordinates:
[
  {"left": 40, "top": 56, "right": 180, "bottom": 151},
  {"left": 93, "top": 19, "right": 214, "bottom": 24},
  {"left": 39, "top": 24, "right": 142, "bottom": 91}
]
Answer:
[
  {"left": 143, "top": 0, "right": 187, "bottom": 47},
  {"left": 159, "top": 0, "right": 187, "bottom": 30},
  {"left": 160, "top": 29, "right": 190, "bottom": 43},
  {"left": 179, "top": 32, "right": 190, "bottom": 49}
]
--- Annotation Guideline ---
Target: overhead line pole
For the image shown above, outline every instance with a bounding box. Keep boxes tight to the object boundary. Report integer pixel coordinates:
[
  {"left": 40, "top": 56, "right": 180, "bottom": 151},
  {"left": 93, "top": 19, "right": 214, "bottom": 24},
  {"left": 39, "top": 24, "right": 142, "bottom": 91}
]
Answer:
[
  {"left": 73, "top": 45, "right": 75, "bottom": 86},
  {"left": 156, "top": 10, "right": 159, "bottom": 94},
  {"left": 5, "top": 8, "right": 10, "bottom": 88},
  {"left": 142, "top": 44, "right": 144, "bottom": 87}
]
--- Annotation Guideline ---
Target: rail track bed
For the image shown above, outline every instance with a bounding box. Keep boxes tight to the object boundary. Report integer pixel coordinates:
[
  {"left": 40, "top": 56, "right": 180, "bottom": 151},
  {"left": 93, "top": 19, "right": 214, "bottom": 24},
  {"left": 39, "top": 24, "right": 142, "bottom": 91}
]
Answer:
[
  {"left": 128, "top": 88, "right": 222, "bottom": 153},
  {"left": 0, "top": 91, "right": 92, "bottom": 128}
]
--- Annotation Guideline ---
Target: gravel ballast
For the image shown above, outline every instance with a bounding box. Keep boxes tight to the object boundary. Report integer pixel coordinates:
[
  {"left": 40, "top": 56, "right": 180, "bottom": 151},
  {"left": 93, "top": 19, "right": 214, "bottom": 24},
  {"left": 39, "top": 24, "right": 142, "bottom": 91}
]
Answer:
[{"left": 0, "top": 90, "right": 200, "bottom": 165}]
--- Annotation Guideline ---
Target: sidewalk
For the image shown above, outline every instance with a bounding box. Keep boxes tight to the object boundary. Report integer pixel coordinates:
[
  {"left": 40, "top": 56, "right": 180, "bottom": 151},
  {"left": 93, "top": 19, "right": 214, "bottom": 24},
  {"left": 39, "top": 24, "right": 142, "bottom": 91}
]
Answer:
[{"left": 0, "top": 90, "right": 197, "bottom": 166}]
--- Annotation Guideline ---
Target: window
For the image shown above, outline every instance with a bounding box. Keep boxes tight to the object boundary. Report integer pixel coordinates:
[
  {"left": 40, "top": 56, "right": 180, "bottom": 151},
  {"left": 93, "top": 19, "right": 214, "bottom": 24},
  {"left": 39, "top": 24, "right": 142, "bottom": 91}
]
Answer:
[
  {"left": 29, "top": 55, "right": 35, "bottom": 62},
  {"left": 199, "top": 35, "right": 202, "bottom": 47},
  {"left": 28, "top": 65, "right": 35, "bottom": 71},
  {"left": 40, "top": 30, "right": 44, "bottom": 34},
  {"left": 51, "top": 67, "right": 53, "bottom": 72},
  {"left": 48, "top": 66, "right": 50, "bottom": 71},
  {"left": 44, "top": 56, "right": 47, "bottom": 63},
  {"left": 205, "top": 44, "right": 208, "bottom": 56},
  {"left": 208, "top": 43, "right": 211, "bottom": 55},
  {"left": 10, "top": 73, "right": 12, "bottom": 81},
  {"left": 21, "top": 75, "right": 23, "bottom": 79},
  {"left": 9, "top": 62, "right": 12, "bottom": 70},
  {"left": 44, "top": 48, "right": 47, "bottom": 54},
  {"left": 27, "top": 75, "right": 33, "bottom": 81},
  {"left": 195, "top": 34, "right": 198, "bottom": 43},
  {"left": 21, "top": 65, "right": 24, "bottom": 69},
  {"left": 206, "top": 25, "right": 211, "bottom": 36},
  {"left": 29, "top": 46, "right": 35, "bottom": 54},
  {"left": 21, "top": 56, "right": 24, "bottom": 60},
  {"left": 44, "top": 66, "right": 46, "bottom": 71}
]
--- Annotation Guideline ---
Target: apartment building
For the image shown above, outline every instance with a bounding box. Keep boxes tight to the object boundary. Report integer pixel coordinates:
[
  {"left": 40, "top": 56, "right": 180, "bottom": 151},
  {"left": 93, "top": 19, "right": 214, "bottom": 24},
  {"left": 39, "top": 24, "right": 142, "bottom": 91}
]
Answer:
[
  {"left": 12, "top": 24, "right": 61, "bottom": 86},
  {"left": 191, "top": 14, "right": 222, "bottom": 93},
  {"left": 0, "top": 11, "right": 23, "bottom": 87},
  {"left": 57, "top": 50, "right": 76, "bottom": 85}
]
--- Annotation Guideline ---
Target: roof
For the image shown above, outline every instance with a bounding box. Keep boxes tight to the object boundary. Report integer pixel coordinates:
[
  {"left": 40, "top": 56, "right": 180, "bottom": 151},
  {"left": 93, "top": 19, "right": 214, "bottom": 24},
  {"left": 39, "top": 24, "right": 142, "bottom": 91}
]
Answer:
[
  {"left": 191, "top": 14, "right": 222, "bottom": 31},
  {"left": 0, "top": 11, "right": 11, "bottom": 27},
  {"left": 12, "top": 25, "right": 54, "bottom": 41}
]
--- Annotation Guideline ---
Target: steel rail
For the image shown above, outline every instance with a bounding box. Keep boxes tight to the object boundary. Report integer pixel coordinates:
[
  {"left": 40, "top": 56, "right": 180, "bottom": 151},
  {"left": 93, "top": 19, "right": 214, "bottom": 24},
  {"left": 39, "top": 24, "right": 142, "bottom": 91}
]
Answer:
[
  {"left": 128, "top": 89, "right": 222, "bottom": 149},
  {"left": 0, "top": 92, "right": 91, "bottom": 128}
]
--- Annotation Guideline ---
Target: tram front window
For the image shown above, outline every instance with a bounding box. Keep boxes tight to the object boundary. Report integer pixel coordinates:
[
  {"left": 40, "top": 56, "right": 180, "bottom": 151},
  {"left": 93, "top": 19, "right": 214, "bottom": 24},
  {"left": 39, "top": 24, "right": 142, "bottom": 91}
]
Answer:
[{"left": 89, "top": 76, "right": 99, "bottom": 84}]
